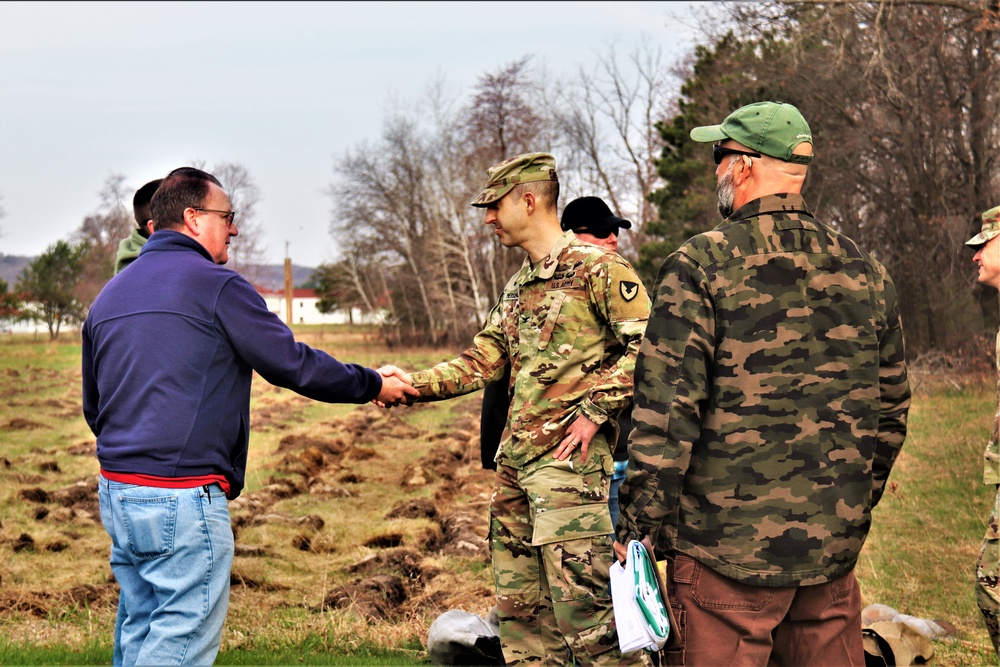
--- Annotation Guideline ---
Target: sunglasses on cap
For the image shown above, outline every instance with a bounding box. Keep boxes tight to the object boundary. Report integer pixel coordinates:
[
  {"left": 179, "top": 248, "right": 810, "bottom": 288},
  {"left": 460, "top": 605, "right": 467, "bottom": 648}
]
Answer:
[
  {"left": 713, "top": 145, "right": 761, "bottom": 165},
  {"left": 575, "top": 227, "right": 619, "bottom": 239}
]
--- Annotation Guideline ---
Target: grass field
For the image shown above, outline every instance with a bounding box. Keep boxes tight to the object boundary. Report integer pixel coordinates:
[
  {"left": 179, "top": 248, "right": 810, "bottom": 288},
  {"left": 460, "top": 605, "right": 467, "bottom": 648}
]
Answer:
[{"left": 0, "top": 326, "right": 997, "bottom": 665}]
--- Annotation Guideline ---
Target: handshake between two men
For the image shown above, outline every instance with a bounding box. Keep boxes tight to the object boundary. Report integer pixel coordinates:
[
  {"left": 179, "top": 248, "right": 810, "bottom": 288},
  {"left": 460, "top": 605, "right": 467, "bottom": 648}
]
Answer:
[{"left": 372, "top": 366, "right": 419, "bottom": 408}]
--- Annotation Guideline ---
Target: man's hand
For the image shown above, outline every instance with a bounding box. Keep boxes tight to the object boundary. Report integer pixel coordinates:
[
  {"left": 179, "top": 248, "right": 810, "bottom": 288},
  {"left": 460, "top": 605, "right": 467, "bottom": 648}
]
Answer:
[
  {"left": 613, "top": 540, "right": 628, "bottom": 564},
  {"left": 553, "top": 414, "right": 600, "bottom": 461},
  {"left": 372, "top": 366, "right": 419, "bottom": 407}
]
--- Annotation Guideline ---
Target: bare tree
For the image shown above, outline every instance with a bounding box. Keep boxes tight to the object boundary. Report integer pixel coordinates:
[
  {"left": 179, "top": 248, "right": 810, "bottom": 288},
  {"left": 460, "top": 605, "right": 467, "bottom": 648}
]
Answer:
[
  {"left": 73, "top": 174, "right": 133, "bottom": 306},
  {"left": 190, "top": 160, "right": 269, "bottom": 287},
  {"left": 549, "top": 38, "right": 674, "bottom": 260},
  {"left": 461, "top": 57, "right": 550, "bottom": 303},
  {"left": 212, "top": 162, "right": 269, "bottom": 287}
]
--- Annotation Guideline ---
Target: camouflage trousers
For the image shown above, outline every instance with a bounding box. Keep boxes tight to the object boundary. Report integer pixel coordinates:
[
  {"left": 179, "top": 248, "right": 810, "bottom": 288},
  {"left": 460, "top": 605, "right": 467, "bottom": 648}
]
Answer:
[
  {"left": 976, "top": 485, "right": 1000, "bottom": 655},
  {"left": 490, "top": 446, "right": 647, "bottom": 667}
]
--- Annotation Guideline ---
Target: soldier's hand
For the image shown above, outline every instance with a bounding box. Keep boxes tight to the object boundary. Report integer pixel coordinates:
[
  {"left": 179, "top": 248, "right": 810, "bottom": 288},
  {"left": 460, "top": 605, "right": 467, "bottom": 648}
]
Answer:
[
  {"left": 372, "top": 367, "right": 419, "bottom": 408},
  {"left": 554, "top": 415, "right": 599, "bottom": 461}
]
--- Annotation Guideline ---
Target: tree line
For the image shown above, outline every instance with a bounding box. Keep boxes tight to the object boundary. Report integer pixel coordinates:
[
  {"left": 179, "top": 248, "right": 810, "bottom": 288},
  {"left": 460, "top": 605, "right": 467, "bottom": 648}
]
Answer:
[
  {"left": 5, "top": 0, "right": 998, "bottom": 359},
  {"left": 318, "top": 0, "right": 1000, "bottom": 359}
]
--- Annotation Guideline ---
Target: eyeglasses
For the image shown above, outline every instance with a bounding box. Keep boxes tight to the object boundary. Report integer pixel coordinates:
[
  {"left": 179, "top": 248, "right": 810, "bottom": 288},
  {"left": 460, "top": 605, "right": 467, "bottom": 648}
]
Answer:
[
  {"left": 575, "top": 227, "right": 619, "bottom": 239},
  {"left": 713, "top": 145, "right": 761, "bottom": 165},
  {"left": 192, "top": 207, "right": 237, "bottom": 225}
]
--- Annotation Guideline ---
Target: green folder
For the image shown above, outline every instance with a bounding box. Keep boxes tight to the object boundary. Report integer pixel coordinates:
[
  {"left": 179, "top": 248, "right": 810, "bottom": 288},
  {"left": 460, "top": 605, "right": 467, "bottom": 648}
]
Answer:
[{"left": 629, "top": 539, "right": 670, "bottom": 640}]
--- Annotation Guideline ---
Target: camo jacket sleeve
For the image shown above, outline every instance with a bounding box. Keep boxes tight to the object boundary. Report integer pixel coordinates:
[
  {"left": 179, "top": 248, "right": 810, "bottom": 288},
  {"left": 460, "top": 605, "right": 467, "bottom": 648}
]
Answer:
[
  {"left": 409, "top": 298, "right": 510, "bottom": 400},
  {"left": 616, "top": 250, "right": 712, "bottom": 546}
]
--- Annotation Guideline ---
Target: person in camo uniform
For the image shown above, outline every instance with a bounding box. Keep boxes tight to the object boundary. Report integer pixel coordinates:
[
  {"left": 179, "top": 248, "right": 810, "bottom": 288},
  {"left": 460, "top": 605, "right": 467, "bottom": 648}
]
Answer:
[
  {"left": 967, "top": 205, "right": 1000, "bottom": 655},
  {"left": 407, "top": 152, "right": 650, "bottom": 666},
  {"left": 616, "top": 101, "right": 911, "bottom": 666}
]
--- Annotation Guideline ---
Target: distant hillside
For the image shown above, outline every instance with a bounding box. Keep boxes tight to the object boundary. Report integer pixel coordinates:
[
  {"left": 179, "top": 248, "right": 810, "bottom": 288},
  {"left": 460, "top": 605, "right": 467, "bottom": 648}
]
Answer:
[
  {"left": 0, "top": 254, "right": 316, "bottom": 291},
  {"left": 0, "top": 255, "right": 31, "bottom": 286},
  {"left": 252, "top": 264, "right": 318, "bottom": 290}
]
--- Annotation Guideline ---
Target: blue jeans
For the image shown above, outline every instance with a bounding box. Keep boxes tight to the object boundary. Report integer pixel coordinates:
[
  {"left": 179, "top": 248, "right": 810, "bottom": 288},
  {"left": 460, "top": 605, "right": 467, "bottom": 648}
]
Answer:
[
  {"left": 98, "top": 476, "right": 234, "bottom": 666},
  {"left": 608, "top": 460, "right": 628, "bottom": 530}
]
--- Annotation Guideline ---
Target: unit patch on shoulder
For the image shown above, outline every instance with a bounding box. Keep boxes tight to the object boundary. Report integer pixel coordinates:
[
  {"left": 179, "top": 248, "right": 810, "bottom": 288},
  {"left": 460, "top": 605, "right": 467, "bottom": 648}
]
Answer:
[{"left": 620, "top": 281, "right": 639, "bottom": 302}]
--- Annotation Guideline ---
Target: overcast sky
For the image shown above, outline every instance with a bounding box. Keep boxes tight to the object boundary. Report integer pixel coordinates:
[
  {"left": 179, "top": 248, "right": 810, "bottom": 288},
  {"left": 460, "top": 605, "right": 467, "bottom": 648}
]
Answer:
[{"left": 0, "top": 1, "right": 713, "bottom": 269}]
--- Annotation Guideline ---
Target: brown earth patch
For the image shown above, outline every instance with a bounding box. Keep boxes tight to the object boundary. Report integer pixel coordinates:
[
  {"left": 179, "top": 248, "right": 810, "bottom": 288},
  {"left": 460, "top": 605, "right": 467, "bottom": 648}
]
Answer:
[
  {"left": 438, "top": 510, "right": 489, "bottom": 559},
  {"left": 385, "top": 498, "right": 439, "bottom": 521},
  {"left": 320, "top": 574, "right": 408, "bottom": 621},
  {"left": 4, "top": 418, "right": 47, "bottom": 430},
  {"left": 276, "top": 433, "right": 347, "bottom": 457},
  {"left": 230, "top": 569, "right": 289, "bottom": 591},
  {"left": 233, "top": 545, "right": 271, "bottom": 558},
  {"left": 345, "top": 547, "right": 427, "bottom": 582},
  {"left": 346, "top": 447, "right": 380, "bottom": 461},
  {"left": 363, "top": 533, "right": 403, "bottom": 549},
  {"left": 52, "top": 478, "right": 98, "bottom": 508},
  {"left": 249, "top": 513, "right": 325, "bottom": 531},
  {"left": 66, "top": 440, "right": 96, "bottom": 455},
  {"left": 12, "top": 533, "right": 35, "bottom": 552},
  {"left": 19, "top": 487, "right": 49, "bottom": 503},
  {"left": 0, "top": 590, "right": 51, "bottom": 616}
]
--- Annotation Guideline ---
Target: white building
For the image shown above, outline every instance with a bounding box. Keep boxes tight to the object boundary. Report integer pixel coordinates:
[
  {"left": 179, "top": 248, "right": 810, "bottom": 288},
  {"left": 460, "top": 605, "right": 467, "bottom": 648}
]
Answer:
[{"left": 256, "top": 287, "right": 378, "bottom": 326}]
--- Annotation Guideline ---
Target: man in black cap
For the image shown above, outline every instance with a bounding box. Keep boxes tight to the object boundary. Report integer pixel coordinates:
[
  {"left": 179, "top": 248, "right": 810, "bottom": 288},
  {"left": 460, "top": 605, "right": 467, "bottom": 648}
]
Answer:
[
  {"left": 560, "top": 196, "right": 633, "bottom": 255},
  {"left": 561, "top": 196, "right": 636, "bottom": 528}
]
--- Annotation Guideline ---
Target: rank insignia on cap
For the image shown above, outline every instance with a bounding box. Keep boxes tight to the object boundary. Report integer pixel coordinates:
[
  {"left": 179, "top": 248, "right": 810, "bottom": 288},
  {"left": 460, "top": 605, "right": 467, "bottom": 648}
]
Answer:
[{"left": 620, "top": 281, "right": 639, "bottom": 302}]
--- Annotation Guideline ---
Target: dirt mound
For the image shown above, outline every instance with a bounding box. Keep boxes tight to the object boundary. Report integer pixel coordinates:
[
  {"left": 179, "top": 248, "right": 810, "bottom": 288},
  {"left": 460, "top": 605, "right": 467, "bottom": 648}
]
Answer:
[
  {"left": 19, "top": 487, "right": 48, "bottom": 503},
  {"left": 320, "top": 574, "right": 407, "bottom": 621},
  {"left": 66, "top": 440, "right": 96, "bottom": 456},
  {"left": 439, "top": 510, "right": 489, "bottom": 559},
  {"left": 276, "top": 433, "right": 347, "bottom": 457},
  {"left": 230, "top": 569, "right": 289, "bottom": 591},
  {"left": 385, "top": 498, "right": 439, "bottom": 521},
  {"left": 4, "top": 418, "right": 47, "bottom": 430}
]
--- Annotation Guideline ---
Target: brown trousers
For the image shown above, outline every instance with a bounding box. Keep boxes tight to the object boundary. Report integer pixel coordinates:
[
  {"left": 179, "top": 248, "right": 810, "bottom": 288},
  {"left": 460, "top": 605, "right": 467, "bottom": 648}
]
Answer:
[{"left": 662, "top": 554, "right": 864, "bottom": 667}]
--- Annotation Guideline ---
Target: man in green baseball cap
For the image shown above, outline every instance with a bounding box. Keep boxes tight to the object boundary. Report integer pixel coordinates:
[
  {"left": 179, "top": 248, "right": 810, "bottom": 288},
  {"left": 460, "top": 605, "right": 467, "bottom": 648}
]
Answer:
[
  {"left": 688, "top": 101, "right": 814, "bottom": 220},
  {"left": 403, "top": 151, "right": 651, "bottom": 666},
  {"left": 618, "top": 101, "right": 910, "bottom": 665},
  {"left": 689, "top": 100, "right": 813, "bottom": 165},
  {"left": 969, "top": 204, "right": 1000, "bottom": 655}
]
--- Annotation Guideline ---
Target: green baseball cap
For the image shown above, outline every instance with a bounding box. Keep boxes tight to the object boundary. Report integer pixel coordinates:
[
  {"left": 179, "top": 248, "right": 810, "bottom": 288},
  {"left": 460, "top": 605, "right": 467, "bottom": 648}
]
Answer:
[
  {"left": 690, "top": 101, "right": 813, "bottom": 165},
  {"left": 471, "top": 152, "right": 558, "bottom": 207},
  {"left": 966, "top": 205, "right": 1000, "bottom": 247}
]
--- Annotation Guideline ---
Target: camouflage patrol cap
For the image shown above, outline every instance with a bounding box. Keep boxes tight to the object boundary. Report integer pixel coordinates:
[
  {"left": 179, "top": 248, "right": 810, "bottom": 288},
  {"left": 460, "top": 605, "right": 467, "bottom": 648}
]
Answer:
[
  {"left": 471, "top": 152, "right": 558, "bottom": 207},
  {"left": 690, "top": 101, "right": 813, "bottom": 165},
  {"left": 966, "top": 205, "right": 1000, "bottom": 247}
]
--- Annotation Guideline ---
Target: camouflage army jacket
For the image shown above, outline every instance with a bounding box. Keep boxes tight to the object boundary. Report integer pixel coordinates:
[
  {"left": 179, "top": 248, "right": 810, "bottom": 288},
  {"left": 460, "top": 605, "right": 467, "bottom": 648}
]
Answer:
[
  {"left": 986, "top": 331, "right": 1000, "bottom": 486},
  {"left": 618, "top": 193, "right": 911, "bottom": 587},
  {"left": 411, "top": 231, "right": 650, "bottom": 469}
]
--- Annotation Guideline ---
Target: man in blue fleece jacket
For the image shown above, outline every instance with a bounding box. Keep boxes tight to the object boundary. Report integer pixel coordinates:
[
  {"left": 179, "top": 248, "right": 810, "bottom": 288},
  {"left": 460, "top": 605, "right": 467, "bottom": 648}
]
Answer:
[{"left": 82, "top": 166, "right": 417, "bottom": 666}]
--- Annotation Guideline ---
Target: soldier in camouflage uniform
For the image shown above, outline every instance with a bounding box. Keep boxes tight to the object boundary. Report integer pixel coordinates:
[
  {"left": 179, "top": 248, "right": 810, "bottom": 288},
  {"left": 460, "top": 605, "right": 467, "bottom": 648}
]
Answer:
[
  {"left": 616, "top": 102, "right": 911, "bottom": 666},
  {"left": 967, "top": 206, "right": 1000, "bottom": 655},
  {"left": 408, "top": 152, "right": 651, "bottom": 666}
]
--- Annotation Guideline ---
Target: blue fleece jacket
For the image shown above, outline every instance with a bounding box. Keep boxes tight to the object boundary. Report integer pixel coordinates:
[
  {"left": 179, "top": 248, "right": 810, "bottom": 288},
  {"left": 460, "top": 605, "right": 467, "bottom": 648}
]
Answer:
[{"left": 82, "top": 231, "right": 382, "bottom": 498}]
